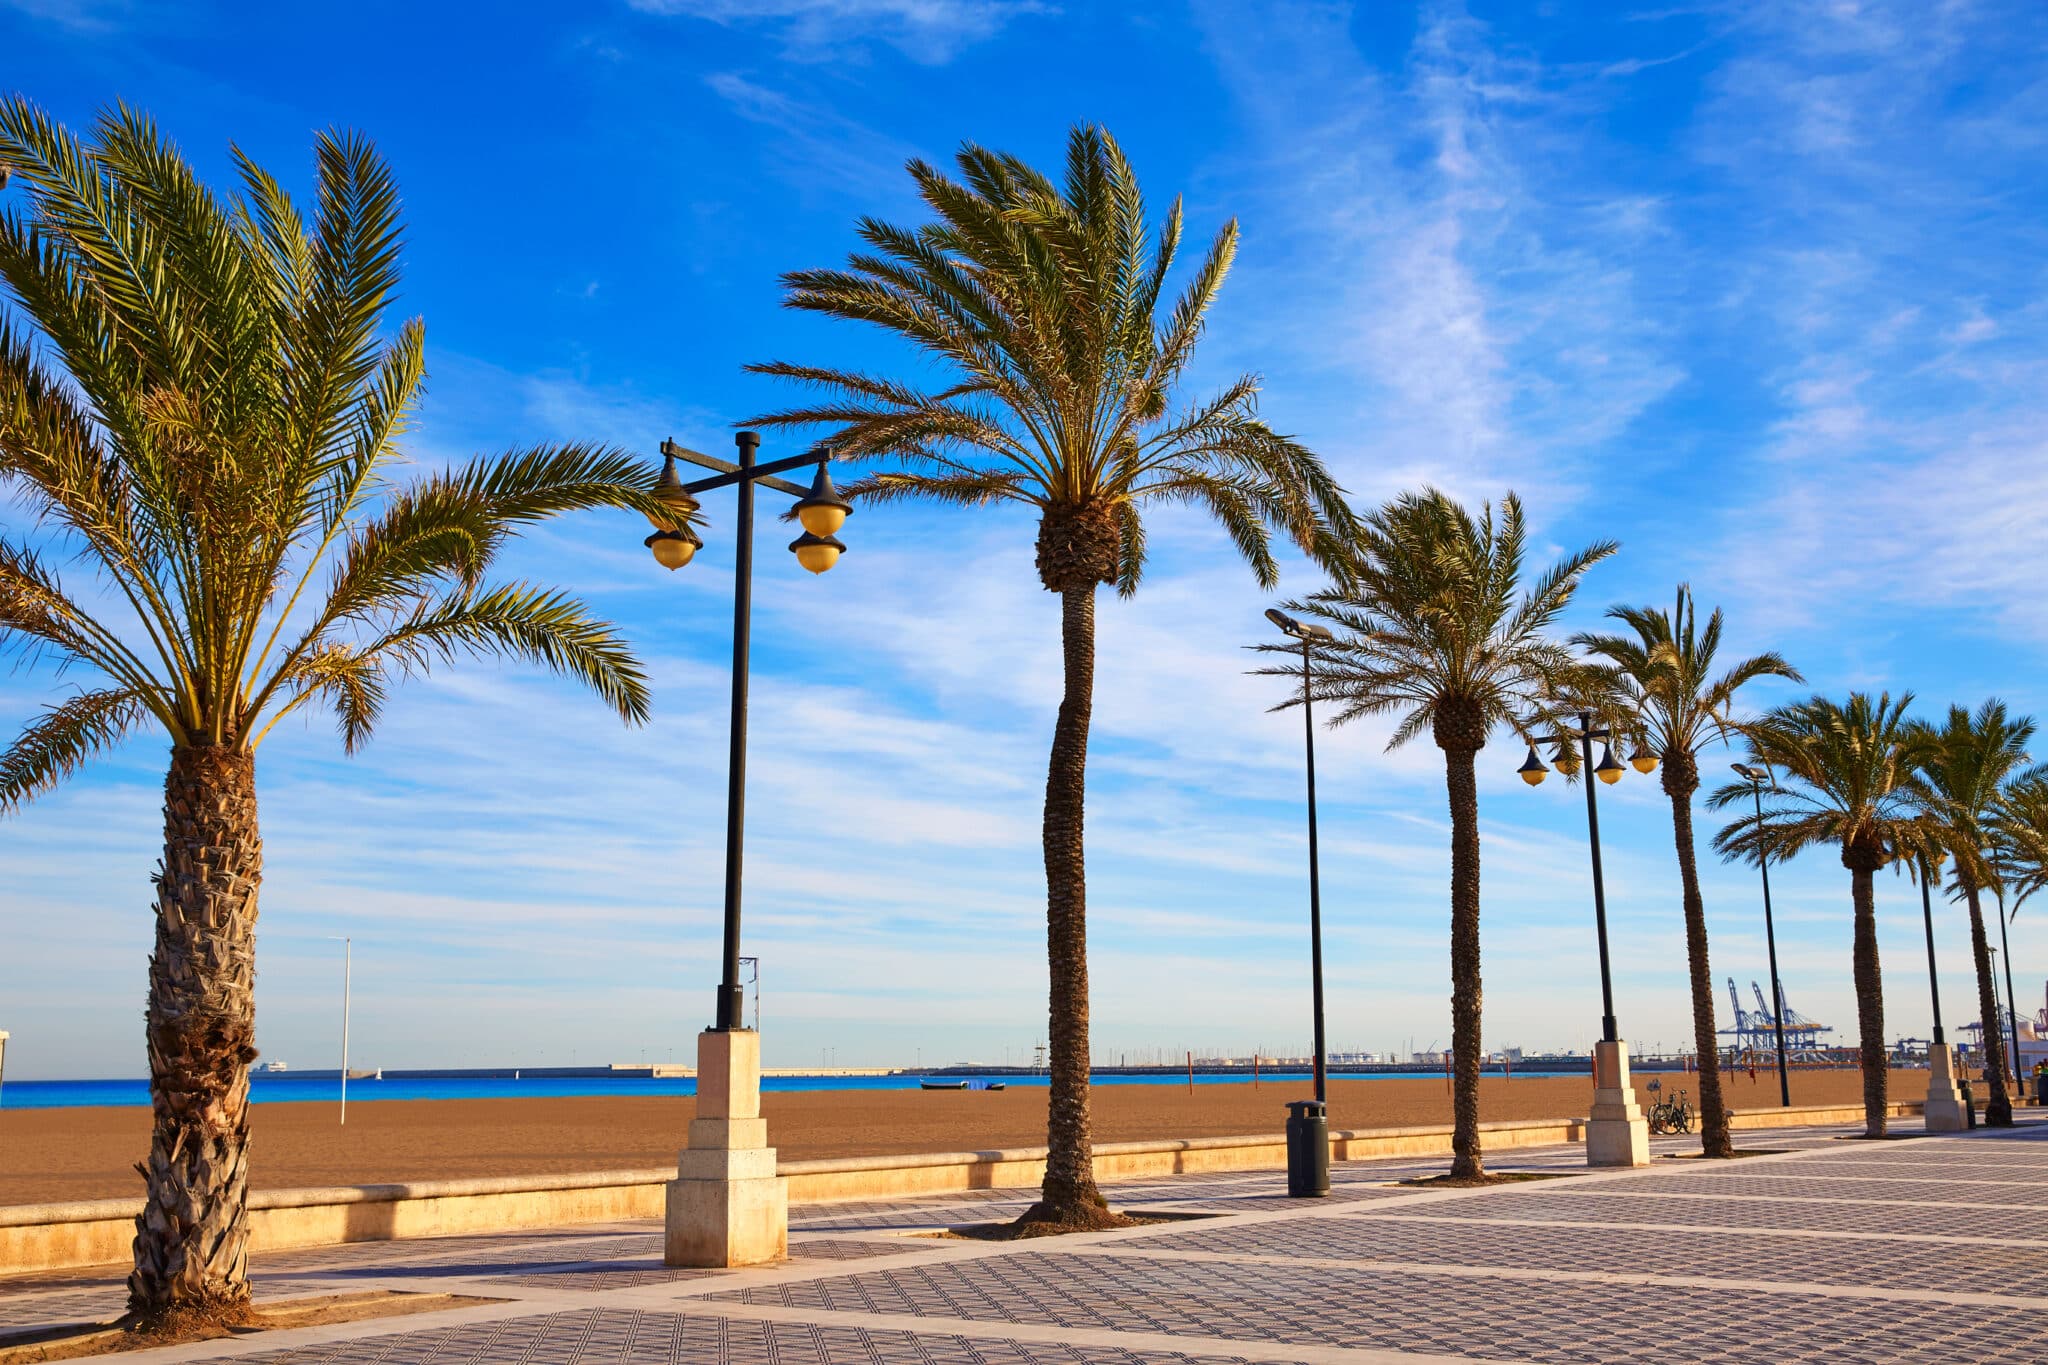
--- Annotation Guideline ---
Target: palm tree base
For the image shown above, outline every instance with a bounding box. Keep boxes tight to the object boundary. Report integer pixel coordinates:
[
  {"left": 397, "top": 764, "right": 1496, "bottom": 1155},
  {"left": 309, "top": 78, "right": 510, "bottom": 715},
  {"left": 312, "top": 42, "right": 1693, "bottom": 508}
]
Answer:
[
  {"left": 1015, "top": 1179, "right": 1126, "bottom": 1232},
  {"left": 121, "top": 1294, "right": 254, "bottom": 1338},
  {"left": 1985, "top": 1096, "right": 2014, "bottom": 1126}
]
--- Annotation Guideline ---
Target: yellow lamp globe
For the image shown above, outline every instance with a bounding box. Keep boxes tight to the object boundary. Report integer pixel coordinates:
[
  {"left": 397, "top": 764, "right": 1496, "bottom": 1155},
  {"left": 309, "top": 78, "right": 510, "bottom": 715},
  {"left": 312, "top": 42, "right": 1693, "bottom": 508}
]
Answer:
[
  {"left": 646, "top": 530, "right": 699, "bottom": 571},
  {"left": 1595, "top": 741, "right": 1625, "bottom": 785},
  {"left": 789, "top": 531, "right": 845, "bottom": 575},
  {"left": 1629, "top": 744, "right": 1658, "bottom": 774},
  {"left": 1517, "top": 743, "right": 1549, "bottom": 786}
]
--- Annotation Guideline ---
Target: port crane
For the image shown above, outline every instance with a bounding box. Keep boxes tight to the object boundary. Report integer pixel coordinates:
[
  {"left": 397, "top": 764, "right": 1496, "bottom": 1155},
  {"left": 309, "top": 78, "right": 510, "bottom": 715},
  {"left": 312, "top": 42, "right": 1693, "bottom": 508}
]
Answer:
[{"left": 1719, "top": 976, "right": 1835, "bottom": 1061}]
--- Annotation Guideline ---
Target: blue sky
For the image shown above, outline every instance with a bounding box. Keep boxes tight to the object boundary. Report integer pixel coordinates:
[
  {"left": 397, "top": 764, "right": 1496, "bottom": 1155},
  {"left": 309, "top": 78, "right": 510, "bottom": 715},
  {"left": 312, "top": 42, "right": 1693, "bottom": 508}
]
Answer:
[{"left": 3, "top": 0, "right": 2046, "bottom": 1081}]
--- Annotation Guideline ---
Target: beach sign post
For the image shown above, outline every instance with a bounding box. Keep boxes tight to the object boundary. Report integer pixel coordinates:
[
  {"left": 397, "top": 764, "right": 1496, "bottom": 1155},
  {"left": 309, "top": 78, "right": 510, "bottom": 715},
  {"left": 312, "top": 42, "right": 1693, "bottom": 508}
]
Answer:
[{"left": 642, "top": 432, "right": 852, "bottom": 1267}]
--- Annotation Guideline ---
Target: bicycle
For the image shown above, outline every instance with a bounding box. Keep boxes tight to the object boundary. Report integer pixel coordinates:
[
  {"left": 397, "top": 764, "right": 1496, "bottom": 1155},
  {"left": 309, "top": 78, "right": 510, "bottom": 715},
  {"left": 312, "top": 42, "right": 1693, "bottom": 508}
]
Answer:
[{"left": 1647, "top": 1086, "right": 1694, "bottom": 1135}]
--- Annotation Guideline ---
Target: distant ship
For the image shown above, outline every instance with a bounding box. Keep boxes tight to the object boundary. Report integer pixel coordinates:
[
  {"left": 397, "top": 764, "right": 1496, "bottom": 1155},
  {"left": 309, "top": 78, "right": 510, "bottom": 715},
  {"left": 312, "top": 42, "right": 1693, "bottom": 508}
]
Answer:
[{"left": 257, "top": 1061, "right": 289, "bottom": 1073}]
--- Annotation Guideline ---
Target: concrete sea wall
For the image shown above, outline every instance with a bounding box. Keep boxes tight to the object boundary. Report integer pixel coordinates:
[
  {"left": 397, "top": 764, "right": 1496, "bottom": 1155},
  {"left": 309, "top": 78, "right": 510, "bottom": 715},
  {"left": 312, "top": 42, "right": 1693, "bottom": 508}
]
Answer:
[{"left": 0, "top": 1100, "right": 1923, "bottom": 1274}]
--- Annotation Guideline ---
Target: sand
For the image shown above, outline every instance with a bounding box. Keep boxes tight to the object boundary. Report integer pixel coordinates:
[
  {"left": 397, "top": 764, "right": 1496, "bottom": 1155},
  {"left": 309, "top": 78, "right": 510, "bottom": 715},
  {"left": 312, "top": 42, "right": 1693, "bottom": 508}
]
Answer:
[{"left": 0, "top": 1066, "right": 1908, "bottom": 1207}]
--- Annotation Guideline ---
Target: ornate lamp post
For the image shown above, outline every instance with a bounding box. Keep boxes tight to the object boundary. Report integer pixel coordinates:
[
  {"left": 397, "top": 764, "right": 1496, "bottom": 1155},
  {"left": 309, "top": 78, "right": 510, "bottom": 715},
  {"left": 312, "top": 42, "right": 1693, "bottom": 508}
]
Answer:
[
  {"left": 1912, "top": 847, "right": 1968, "bottom": 1130},
  {"left": 1729, "top": 764, "right": 1793, "bottom": 1107},
  {"left": 644, "top": 430, "right": 850, "bottom": 1268},
  {"left": 1518, "top": 711, "right": 1650, "bottom": 1167},
  {"left": 1264, "top": 608, "right": 1333, "bottom": 1198}
]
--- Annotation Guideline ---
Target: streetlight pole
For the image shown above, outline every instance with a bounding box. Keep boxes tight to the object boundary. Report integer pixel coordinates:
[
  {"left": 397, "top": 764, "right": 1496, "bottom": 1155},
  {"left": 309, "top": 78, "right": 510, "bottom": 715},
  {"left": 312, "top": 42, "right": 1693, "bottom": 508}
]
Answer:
[
  {"left": 1731, "top": 765, "right": 1792, "bottom": 1107},
  {"left": 1920, "top": 861, "right": 1946, "bottom": 1047},
  {"left": 1914, "top": 853, "right": 1968, "bottom": 1130},
  {"left": 1995, "top": 891, "right": 2024, "bottom": 1097},
  {"left": 327, "top": 936, "right": 351, "bottom": 1126},
  {"left": 1264, "top": 608, "right": 1333, "bottom": 1198},
  {"left": 641, "top": 431, "right": 850, "bottom": 1269},
  {"left": 1518, "top": 711, "right": 1648, "bottom": 1167}
]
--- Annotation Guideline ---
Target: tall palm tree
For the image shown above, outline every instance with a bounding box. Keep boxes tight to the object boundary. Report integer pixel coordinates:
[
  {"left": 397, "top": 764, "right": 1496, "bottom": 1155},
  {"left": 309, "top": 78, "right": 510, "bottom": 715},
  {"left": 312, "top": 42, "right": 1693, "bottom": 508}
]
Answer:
[
  {"left": 0, "top": 103, "right": 680, "bottom": 1324},
  {"left": 1264, "top": 489, "right": 1614, "bottom": 1179},
  {"left": 1576, "top": 586, "right": 1800, "bottom": 1157},
  {"left": 742, "top": 126, "right": 1354, "bottom": 1228},
  {"left": 1914, "top": 701, "right": 2039, "bottom": 1125},
  {"left": 1711, "top": 693, "right": 1932, "bottom": 1138}
]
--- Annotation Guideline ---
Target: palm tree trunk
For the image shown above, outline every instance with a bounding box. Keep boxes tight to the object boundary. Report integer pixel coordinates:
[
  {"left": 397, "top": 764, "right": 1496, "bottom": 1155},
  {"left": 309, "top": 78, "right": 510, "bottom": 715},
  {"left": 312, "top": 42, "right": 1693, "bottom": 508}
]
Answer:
[
  {"left": 1964, "top": 885, "right": 2013, "bottom": 1125},
  {"left": 1023, "top": 584, "right": 1110, "bottom": 1227},
  {"left": 1667, "top": 785, "right": 1733, "bottom": 1157},
  {"left": 1444, "top": 745, "right": 1484, "bottom": 1179},
  {"left": 129, "top": 744, "right": 262, "bottom": 1325},
  {"left": 1849, "top": 865, "right": 1887, "bottom": 1138}
]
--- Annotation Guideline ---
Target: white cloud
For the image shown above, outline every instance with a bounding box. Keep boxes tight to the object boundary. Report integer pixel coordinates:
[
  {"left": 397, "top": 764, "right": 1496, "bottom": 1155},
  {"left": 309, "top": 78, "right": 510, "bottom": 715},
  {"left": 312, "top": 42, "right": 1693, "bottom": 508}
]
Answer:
[{"left": 629, "top": 0, "right": 1049, "bottom": 65}]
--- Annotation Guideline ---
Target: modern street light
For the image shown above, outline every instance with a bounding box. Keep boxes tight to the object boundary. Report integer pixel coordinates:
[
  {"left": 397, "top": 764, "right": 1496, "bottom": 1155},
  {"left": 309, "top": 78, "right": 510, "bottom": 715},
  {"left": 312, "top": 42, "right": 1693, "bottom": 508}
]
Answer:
[
  {"left": 326, "top": 936, "right": 352, "bottom": 1126},
  {"left": 1265, "top": 607, "right": 1334, "bottom": 1198},
  {"left": 1518, "top": 709, "right": 1651, "bottom": 1166},
  {"left": 643, "top": 430, "right": 851, "bottom": 1268},
  {"left": 1729, "top": 764, "right": 1792, "bottom": 1107}
]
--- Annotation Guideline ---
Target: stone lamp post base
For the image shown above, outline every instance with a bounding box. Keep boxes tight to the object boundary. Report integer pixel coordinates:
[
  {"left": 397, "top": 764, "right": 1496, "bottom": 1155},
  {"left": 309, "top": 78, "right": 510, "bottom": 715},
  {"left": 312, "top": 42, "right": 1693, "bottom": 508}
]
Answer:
[
  {"left": 665, "top": 1028, "right": 788, "bottom": 1267},
  {"left": 1586, "top": 1038, "right": 1651, "bottom": 1167},
  {"left": 1922, "top": 1043, "right": 1968, "bottom": 1133}
]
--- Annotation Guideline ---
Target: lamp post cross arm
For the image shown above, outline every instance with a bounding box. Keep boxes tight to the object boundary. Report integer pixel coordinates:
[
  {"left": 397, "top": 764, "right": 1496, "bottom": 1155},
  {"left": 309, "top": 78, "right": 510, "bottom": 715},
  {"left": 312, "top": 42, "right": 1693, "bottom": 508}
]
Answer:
[{"left": 662, "top": 439, "right": 818, "bottom": 498}]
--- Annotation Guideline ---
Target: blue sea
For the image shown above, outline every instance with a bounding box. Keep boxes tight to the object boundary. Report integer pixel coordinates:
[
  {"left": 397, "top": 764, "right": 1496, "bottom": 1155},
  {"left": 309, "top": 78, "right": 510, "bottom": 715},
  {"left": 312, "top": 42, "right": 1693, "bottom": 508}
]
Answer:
[
  {"left": 0, "top": 1067, "right": 1588, "bottom": 1110},
  {"left": 1, "top": 1071, "right": 1327, "bottom": 1110}
]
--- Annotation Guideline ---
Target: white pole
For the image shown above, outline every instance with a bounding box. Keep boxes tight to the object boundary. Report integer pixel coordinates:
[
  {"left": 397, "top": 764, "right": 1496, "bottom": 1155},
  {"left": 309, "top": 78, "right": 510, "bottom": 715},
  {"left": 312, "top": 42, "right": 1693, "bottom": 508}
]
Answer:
[{"left": 332, "top": 937, "right": 351, "bottom": 1126}]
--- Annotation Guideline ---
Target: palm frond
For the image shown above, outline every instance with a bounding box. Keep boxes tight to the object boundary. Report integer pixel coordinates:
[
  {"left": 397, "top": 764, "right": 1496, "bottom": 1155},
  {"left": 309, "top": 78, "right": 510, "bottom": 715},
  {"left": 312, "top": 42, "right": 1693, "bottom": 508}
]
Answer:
[
  {"left": 0, "top": 686, "right": 150, "bottom": 812},
  {"left": 353, "top": 582, "right": 649, "bottom": 725},
  {"left": 745, "top": 122, "right": 1346, "bottom": 598}
]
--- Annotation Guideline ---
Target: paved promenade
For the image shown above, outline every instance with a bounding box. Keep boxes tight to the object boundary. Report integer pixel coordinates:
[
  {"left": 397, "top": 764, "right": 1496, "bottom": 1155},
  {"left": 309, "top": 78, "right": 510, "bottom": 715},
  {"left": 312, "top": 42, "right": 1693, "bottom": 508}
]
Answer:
[{"left": 4, "top": 1115, "right": 2044, "bottom": 1363}]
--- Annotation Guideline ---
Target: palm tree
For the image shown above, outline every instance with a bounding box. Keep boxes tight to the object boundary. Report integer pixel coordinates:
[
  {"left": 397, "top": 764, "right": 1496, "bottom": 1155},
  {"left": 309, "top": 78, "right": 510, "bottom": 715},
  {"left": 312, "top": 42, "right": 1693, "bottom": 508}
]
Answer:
[
  {"left": 1915, "top": 701, "right": 2040, "bottom": 1125},
  {"left": 0, "top": 104, "right": 680, "bottom": 1323},
  {"left": 1575, "top": 586, "right": 1800, "bottom": 1157},
  {"left": 1264, "top": 489, "right": 1614, "bottom": 1179},
  {"left": 742, "top": 126, "right": 1354, "bottom": 1228},
  {"left": 1711, "top": 693, "right": 1932, "bottom": 1138}
]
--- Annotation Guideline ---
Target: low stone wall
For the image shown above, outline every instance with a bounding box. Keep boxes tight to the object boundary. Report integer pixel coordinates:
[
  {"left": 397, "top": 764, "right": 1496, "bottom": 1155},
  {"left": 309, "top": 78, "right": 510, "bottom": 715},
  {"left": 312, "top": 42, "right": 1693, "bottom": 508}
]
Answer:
[{"left": 0, "top": 1100, "right": 1922, "bottom": 1274}]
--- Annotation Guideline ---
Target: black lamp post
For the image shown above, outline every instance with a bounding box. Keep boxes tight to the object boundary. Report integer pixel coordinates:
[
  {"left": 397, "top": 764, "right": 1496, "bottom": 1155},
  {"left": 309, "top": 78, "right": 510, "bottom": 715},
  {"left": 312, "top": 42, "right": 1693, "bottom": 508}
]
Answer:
[
  {"left": 1264, "top": 608, "right": 1333, "bottom": 1105},
  {"left": 1995, "top": 891, "right": 2024, "bottom": 1095},
  {"left": 1917, "top": 854, "right": 1946, "bottom": 1049},
  {"left": 644, "top": 431, "right": 850, "bottom": 1031},
  {"left": 1518, "top": 710, "right": 1638, "bottom": 1044},
  {"left": 1730, "top": 764, "right": 1793, "bottom": 1107},
  {"left": 1265, "top": 608, "right": 1335, "bottom": 1199}
]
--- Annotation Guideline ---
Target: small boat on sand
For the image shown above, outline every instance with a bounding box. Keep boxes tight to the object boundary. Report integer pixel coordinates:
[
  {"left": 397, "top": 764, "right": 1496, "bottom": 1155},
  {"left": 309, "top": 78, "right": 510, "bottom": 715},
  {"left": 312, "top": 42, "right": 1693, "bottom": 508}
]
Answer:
[{"left": 920, "top": 1079, "right": 970, "bottom": 1090}]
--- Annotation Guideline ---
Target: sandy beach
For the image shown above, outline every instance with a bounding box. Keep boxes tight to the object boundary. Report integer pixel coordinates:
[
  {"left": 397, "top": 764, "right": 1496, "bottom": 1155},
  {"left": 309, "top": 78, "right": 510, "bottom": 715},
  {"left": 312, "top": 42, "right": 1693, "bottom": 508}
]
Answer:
[{"left": 0, "top": 1067, "right": 1907, "bottom": 1206}]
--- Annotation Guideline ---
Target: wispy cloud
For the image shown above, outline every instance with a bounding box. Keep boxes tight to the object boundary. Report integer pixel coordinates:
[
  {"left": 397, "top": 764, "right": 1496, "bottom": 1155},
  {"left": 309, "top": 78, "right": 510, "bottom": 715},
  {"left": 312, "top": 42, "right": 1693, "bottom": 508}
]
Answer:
[
  {"left": 0, "top": 0, "right": 130, "bottom": 31},
  {"left": 1191, "top": 2, "right": 1685, "bottom": 514},
  {"left": 629, "top": 0, "right": 1050, "bottom": 65},
  {"left": 701, "top": 71, "right": 923, "bottom": 202}
]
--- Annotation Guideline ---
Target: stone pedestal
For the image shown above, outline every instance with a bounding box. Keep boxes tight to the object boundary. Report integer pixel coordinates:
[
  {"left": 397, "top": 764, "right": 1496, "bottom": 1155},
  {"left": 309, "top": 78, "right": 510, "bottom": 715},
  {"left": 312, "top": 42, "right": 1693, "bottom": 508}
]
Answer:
[
  {"left": 1923, "top": 1043, "right": 1967, "bottom": 1132},
  {"left": 1586, "top": 1038, "right": 1650, "bottom": 1167},
  {"left": 665, "top": 1028, "right": 787, "bottom": 1267}
]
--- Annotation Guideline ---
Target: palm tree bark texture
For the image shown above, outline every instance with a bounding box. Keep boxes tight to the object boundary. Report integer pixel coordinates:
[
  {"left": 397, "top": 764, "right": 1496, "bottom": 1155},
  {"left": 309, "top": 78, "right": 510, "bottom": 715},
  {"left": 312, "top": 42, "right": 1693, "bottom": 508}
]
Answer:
[
  {"left": 1436, "top": 702, "right": 1486, "bottom": 1179},
  {"left": 1663, "top": 751, "right": 1734, "bottom": 1157},
  {"left": 1845, "top": 842, "right": 1889, "bottom": 1138},
  {"left": 1962, "top": 885, "right": 2013, "bottom": 1124},
  {"left": 131, "top": 744, "right": 262, "bottom": 1323},
  {"left": 1024, "top": 502, "right": 1119, "bottom": 1227}
]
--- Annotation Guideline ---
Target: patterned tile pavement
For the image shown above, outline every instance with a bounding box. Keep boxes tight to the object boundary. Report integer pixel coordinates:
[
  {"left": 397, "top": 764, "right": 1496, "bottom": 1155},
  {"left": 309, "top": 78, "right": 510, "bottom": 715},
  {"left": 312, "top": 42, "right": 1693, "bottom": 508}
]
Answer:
[{"left": 5, "top": 1113, "right": 2046, "bottom": 1363}]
